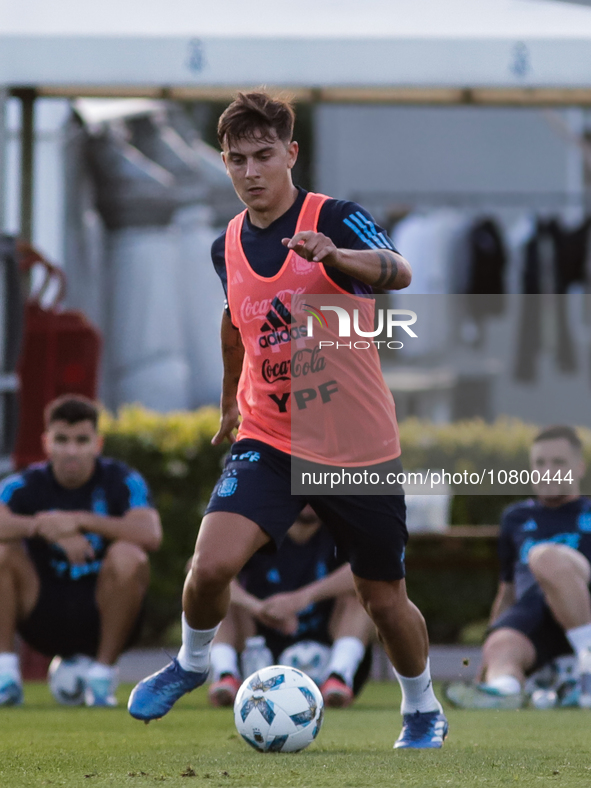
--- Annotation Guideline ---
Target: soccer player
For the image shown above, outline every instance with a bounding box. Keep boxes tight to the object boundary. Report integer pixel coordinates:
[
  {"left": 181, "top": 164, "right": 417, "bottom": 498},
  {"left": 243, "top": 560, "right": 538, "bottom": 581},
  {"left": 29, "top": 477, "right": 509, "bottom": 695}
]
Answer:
[
  {"left": 129, "top": 91, "right": 447, "bottom": 748},
  {"left": 445, "top": 425, "right": 591, "bottom": 709},
  {"left": 208, "top": 505, "right": 374, "bottom": 709},
  {"left": 0, "top": 395, "right": 162, "bottom": 707}
]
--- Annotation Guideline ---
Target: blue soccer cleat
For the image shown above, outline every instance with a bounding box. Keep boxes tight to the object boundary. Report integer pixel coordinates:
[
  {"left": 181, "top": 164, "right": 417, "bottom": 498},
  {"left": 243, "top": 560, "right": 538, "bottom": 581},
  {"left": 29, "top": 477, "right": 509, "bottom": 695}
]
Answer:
[
  {"left": 0, "top": 674, "right": 23, "bottom": 707},
  {"left": 128, "top": 659, "right": 207, "bottom": 721},
  {"left": 394, "top": 709, "right": 448, "bottom": 749}
]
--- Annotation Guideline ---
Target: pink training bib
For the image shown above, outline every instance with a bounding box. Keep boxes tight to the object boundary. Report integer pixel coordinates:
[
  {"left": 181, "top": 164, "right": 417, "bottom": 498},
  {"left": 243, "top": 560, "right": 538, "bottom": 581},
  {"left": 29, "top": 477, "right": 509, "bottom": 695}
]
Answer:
[{"left": 226, "top": 192, "right": 400, "bottom": 465}]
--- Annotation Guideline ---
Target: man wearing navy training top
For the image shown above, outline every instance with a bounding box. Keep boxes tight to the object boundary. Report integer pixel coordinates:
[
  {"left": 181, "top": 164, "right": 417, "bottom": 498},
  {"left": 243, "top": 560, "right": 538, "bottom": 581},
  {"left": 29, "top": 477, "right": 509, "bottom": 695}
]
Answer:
[
  {"left": 446, "top": 425, "right": 591, "bottom": 709},
  {"left": 0, "top": 395, "right": 162, "bottom": 707},
  {"left": 129, "top": 92, "right": 448, "bottom": 751}
]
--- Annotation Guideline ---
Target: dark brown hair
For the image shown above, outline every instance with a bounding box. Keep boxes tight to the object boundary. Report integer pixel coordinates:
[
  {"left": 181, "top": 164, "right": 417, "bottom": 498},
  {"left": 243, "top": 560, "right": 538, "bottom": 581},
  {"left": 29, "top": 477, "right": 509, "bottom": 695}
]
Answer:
[
  {"left": 533, "top": 425, "right": 582, "bottom": 452},
  {"left": 44, "top": 394, "right": 99, "bottom": 430},
  {"left": 217, "top": 91, "right": 295, "bottom": 148}
]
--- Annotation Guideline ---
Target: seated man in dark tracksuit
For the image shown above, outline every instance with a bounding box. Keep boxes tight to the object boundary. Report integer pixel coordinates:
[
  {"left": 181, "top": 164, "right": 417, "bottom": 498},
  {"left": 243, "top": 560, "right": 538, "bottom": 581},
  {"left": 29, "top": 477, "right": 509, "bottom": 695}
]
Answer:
[
  {"left": 0, "top": 395, "right": 162, "bottom": 707},
  {"left": 446, "top": 425, "right": 591, "bottom": 709}
]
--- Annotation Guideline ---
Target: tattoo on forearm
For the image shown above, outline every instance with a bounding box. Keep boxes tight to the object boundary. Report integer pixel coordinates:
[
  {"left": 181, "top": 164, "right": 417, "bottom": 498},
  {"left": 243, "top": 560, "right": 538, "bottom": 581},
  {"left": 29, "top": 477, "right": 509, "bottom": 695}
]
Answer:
[{"left": 373, "top": 252, "right": 399, "bottom": 289}]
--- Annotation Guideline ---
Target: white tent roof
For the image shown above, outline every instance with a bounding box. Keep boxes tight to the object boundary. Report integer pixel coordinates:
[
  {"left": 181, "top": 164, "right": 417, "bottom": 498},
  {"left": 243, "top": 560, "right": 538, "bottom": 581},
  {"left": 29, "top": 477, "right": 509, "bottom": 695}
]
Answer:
[
  {"left": 3, "top": 0, "right": 591, "bottom": 38},
  {"left": 2, "top": 0, "right": 591, "bottom": 98}
]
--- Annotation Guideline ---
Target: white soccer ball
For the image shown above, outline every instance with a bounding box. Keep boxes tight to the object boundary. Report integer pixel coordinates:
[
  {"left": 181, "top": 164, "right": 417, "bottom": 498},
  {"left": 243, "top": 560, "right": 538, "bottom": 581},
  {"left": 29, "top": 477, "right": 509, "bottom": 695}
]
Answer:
[
  {"left": 278, "top": 641, "right": 331, "bottom": 685},
  {"left": 48, "top": 655, "right": 92, "bottom": 705},
  {"left": 530, "top": 689, "right": 557, "bottom": 709},
  {"left": 234, "top": 665, "right": 324, "bottom": 753}
]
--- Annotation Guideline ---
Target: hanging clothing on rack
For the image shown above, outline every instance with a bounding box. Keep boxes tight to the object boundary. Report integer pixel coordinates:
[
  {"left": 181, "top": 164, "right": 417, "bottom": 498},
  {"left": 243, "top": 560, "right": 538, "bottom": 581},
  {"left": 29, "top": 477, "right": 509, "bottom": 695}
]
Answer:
[
  {"left": 460, "top": 217, "right": 508, "bottom": 349},
  {"left": 513, "top": 217, "right": 590, "bottom": 382},
  {"left": 549, "top": 217, "right": 591, "bottom": 294},
  {"left": 466, "top": 218, "right": 507, "bottom": 309}
]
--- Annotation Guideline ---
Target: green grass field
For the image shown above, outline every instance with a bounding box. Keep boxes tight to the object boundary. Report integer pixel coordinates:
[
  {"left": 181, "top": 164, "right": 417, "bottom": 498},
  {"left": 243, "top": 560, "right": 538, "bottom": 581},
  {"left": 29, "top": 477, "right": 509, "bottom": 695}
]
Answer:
[{"left": 1, "top": 682, "right": 590, "bottom": 788}]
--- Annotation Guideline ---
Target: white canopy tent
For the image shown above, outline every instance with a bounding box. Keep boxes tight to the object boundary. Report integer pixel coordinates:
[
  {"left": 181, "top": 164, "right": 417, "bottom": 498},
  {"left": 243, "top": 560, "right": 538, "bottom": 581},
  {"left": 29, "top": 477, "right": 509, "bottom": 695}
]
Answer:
[
  {"left": 2, "top": 0, "right": 591, "bottom": 101},
  {"left": 1, "top": 0, "right": 590, "bottom": 420},
  {"left": 3, "top": 0, "right": 591, "bottom": 240}
]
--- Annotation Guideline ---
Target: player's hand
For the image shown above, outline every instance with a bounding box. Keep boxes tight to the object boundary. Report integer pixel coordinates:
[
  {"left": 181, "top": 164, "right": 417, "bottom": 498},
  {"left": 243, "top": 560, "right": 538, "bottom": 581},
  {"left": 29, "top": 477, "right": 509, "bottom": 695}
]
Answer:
[
  {"left": 35, "top": 511, "right": 80, "bottom": 541},
  {"left": 258, "top": 609, "right": 299, "bottom": 636},
  {"left": 54, "top": 534, "right": 95, "bottom": 565},
  {"left": 212, "top": 402, "right": 240, "bottom": 445},
  {"left": 258, "top": 592, "right": 308, "bottom": 636},
  {"left": 282, "top": 232, "right": 340, "bottom": 267}
]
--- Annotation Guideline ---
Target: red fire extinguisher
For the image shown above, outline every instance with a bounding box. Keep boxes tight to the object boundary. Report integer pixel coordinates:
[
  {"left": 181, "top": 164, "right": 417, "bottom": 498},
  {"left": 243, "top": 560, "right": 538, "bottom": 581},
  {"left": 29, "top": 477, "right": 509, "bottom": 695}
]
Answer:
[{"left": 13, "top": 244, "right": 102, "bottom": 468}]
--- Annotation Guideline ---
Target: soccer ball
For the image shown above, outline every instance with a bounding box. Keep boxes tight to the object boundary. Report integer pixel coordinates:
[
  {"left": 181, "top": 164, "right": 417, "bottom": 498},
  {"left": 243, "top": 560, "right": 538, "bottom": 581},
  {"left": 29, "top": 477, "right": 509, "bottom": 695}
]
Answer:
[
  {"left": 278, "top": 641, "right": 331, "bottom": 685},
  {"left": 48, "top": 655, "right": 92, "bottom": 705},
  {"left": 234, "top": 665, "right": 324, "bottom": 753}
]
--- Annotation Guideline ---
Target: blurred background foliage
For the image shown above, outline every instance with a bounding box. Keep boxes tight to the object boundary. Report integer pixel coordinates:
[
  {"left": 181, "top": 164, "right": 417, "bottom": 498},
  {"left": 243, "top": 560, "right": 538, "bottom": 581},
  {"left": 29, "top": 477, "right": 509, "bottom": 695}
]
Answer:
[{"left": 100, "top": 408, "right": 591, "bottom": 644}]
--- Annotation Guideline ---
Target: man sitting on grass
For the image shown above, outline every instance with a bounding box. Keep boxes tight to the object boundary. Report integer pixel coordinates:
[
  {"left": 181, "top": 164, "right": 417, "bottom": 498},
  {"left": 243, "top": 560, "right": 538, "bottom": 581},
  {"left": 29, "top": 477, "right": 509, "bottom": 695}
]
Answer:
[
  {"left": 0, "top": 395, "right": 161, "bottom": 707},
  {"left": 208, "top": 505, "right": 375, "bottom": 708},
  {"left": 446, "top": 425, "right": 591, "bottom": 709}
]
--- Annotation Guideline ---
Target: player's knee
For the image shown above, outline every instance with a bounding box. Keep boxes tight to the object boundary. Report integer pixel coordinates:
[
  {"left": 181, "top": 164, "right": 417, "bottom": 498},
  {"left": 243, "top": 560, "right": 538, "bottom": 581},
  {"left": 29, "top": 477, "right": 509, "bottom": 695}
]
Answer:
[
  {"left": 189, "top": 551, "right": 237, "bottom": 591},
  {"left": 356, "top": 581, "right": 405, "bottom": 625},
  {"left": 528, "top": 543, "right": 581, "bottom": 581},
  {"left": 102, "top": 541, "right": 150, "bottom": 584}
]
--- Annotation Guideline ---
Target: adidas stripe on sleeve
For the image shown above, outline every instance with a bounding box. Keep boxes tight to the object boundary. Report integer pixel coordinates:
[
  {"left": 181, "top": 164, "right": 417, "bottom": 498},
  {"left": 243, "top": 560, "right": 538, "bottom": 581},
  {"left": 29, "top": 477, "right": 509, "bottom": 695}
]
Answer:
[
  {"left": 0, "top": 473, "right": 26, "bottom": 505},
  {"left": 124, "top": 470, "right": 152, "bottom": 509},
  {"left": 319, "top": 200, "right": 398, "bottom": 255}
]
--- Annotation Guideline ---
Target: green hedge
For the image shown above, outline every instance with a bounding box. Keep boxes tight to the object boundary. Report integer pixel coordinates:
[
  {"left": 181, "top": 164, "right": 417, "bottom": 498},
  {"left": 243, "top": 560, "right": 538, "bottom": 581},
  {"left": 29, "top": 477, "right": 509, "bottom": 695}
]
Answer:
[
  {"left": 101, "top": 409, "right": 591, "bottom": 644},
  {"left": 404, "top": 538, "right": 500, "bottom": 643}
]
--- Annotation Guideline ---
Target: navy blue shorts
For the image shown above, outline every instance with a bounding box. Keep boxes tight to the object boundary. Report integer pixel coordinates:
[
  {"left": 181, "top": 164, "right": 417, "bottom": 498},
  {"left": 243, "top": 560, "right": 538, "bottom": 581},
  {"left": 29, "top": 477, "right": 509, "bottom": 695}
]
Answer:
[
  {"left": 17, "top": 572, "right": 144, "bottom": 659},
  {"left": 489, "top": 584, "right": 572, "bottom": 673},
  {"left": 205, "top": 439, "right": 407, "bottom": 582}
]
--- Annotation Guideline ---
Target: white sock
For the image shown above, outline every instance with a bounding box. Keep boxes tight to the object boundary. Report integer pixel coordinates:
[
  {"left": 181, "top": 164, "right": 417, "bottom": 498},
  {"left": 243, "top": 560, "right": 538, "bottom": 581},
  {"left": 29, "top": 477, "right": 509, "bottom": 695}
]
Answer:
[
  {"left": 395, "top": 659, "right": 442, "bottom": 715},
  {"left": 210, "top": 643, "right": 239, "bottom": 682},
  {"left": 87, "top": 661, "right": 118, "bottom": 685},
  {"left": 485, "top": 675, "right": 521, "bottom": 695},
  {"left": 0, "top": 652, "right": 20, "bottom": 680},
  {"left": 177, "top": 614, "right": 219, "bottom": 673},
  {"left": 566, "top": 623, "right": 591, "bottom": 658},
  {"left": 326, "top": 637, "right": 365, "bottom": 688}
]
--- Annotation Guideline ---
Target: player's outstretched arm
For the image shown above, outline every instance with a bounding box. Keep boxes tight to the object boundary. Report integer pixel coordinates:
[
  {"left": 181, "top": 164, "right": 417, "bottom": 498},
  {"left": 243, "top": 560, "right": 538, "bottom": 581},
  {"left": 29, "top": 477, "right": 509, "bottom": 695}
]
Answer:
[
  {"left": 282, "top": 232, "right": 412, "bottom": 291},
  {"left": 212, "top": 312, "right": 245, "bottom": 446}
]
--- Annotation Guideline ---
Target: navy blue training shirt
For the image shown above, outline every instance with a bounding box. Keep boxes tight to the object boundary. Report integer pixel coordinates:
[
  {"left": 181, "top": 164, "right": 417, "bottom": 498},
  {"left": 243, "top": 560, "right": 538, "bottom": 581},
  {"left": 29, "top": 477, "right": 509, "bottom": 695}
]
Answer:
[
  {"left": 498, "top": 496, "right": 591, "bottom": 600},
  {"left": 239, "top": 523, "right": 343, "bottom": 642},
  {"left": 212, "top": 187, "right": 398, "bottom": 322},
  {"left": 0, "top": 458, "right": 153, "bottom": 581}
]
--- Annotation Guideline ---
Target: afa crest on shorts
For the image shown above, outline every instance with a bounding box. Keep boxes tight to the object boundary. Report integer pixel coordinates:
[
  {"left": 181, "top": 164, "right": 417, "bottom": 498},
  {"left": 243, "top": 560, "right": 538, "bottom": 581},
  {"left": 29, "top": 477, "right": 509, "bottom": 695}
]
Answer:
[{"left": 217, "top": 472, "right": 238, "bottom": 497}]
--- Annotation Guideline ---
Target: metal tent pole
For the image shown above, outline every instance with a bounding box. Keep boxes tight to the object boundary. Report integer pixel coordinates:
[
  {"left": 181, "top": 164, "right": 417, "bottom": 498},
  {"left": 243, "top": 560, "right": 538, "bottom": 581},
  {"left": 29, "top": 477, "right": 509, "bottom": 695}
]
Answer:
[
  {"left": 15, "top": 88, "right": 36, "bottom": 242},
  {"left": 0, "top": 86, "right": 8, "bottom": 233}
]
